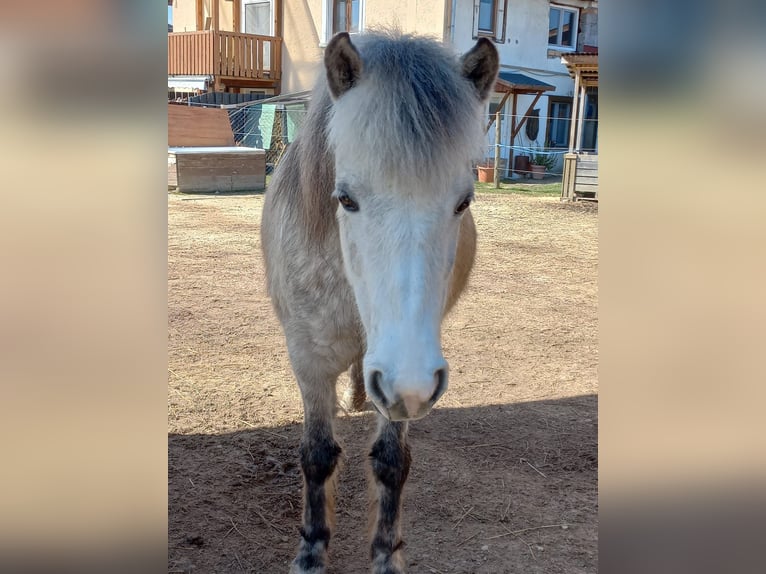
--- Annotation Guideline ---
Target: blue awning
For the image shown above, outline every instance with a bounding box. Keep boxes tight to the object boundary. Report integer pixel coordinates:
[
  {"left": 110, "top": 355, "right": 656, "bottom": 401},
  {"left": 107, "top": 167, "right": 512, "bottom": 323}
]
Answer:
[{"left": 495, "top": 72, "right": 555, "bottom": 94}]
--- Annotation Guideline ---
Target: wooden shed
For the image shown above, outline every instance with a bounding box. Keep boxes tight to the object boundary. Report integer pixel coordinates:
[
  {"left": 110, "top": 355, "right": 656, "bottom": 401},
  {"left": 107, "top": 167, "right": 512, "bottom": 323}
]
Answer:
[
  {"left": 560, "top": 53, "right": 599, "bottom": 202},
  {"left": 168, "top": 103, "right": 265, "bottom": 193}
]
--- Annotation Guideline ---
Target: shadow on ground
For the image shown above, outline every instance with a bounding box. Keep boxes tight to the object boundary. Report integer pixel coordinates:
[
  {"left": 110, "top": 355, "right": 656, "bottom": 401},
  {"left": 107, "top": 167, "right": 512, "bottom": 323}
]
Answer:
[{"left": 169, "top": 394, "right": 597, "bottom": 574}]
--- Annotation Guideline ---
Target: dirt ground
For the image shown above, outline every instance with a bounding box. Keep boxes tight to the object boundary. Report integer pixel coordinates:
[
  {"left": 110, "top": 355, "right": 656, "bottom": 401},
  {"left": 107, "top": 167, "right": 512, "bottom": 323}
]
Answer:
[{"left": 168, "top": 190, "right": 598, "bottom": 573}]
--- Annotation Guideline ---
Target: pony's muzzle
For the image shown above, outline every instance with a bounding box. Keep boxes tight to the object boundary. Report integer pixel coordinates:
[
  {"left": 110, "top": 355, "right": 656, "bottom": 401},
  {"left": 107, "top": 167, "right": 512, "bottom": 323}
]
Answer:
[{"left": 367, "top": 367, "right": 448, "bottom": 421}]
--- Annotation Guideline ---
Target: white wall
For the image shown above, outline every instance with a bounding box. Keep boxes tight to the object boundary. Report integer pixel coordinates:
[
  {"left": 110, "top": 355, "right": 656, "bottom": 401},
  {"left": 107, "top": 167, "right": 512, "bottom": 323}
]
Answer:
[
  {"left": 451, "top": 0, "right": 596, "bottom": 165},
  {"left": 281, "top": 0, "right": 450, "bottom": 94}
]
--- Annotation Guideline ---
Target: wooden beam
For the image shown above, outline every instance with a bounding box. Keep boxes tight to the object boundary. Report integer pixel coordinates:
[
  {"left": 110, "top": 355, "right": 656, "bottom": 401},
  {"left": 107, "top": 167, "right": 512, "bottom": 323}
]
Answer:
[
  {"left": 196, "top": 0, "right": 203, "bottom": 31},
  {"left": 568, "top": 71, "right": 580, "bottom": 153},
  {"left": 575, "top": 84, "right": 586, "bottom": 153},
  {"left": 484, "top": 91, "right": 511, "bottom": 134},
  {"left": 275, "top": 0, "right": 283, "bottom": 37},
  {"left": 561, "top": 153, "right": 577, "bottom": 200},
  {"left": 509, "top": 92, "right": 517, "bottom": 177},
  {"left": 212, "top": 0, "right": 219, "bottom": 32},
  {"left": 511, "top": 91, "right": 544, "bottom": 141},
  {"left": 494, "top": 109, "right": 501, "bottom": 188},
  {"left": 233, "top": 0, "right": 240, "bottom": 32}
]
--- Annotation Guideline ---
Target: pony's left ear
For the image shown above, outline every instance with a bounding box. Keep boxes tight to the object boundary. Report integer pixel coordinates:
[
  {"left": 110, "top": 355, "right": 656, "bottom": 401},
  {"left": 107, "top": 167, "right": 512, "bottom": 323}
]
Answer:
[
  {"left": 460, "top": 38, "right": 499, "bottom": 101},
  {"left": 325, "top": 32, "right": 363, "bottom": 100}
]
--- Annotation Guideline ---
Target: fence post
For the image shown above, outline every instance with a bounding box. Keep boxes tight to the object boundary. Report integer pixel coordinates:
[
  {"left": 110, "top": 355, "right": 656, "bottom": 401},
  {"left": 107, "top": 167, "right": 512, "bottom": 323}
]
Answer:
[{"left": 494, "top": 109, "right": 501, "bottom": 188}]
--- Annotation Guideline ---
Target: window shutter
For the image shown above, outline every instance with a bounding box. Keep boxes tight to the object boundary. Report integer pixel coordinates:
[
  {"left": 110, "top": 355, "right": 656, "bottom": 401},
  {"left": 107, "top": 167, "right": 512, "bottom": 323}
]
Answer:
[
  {"left": 495, "top": 1, "right": 505, "bottom": 42},
  {"left": 472, "top": 0, "right": 480, "bottom": 38}
]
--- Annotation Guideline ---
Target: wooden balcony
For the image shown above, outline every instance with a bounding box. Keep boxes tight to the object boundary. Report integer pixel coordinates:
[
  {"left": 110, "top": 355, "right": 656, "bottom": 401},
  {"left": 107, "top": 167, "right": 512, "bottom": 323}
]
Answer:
[{"left": 168, "top": 30, "right": 281, "bottom": 88}]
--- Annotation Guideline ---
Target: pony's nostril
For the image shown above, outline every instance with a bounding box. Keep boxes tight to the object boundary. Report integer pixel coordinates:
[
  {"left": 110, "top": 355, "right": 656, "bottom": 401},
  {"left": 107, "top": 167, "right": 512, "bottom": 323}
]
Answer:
[
  {"left": 369, "top": 370, "right": 388, "bottom": 407},
  {"left": 429, "top": 368, "right": 448, "bottom": 404}
]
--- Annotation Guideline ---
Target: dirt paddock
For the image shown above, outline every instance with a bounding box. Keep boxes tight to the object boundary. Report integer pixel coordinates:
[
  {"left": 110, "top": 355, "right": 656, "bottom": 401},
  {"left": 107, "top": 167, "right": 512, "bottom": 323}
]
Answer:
[{"left": 168, "top": 191, "right": 598, "bottom": 573}]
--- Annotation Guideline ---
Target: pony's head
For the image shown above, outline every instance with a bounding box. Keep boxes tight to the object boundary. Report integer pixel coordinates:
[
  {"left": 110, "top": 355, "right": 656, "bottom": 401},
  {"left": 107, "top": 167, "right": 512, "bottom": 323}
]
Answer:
[{"left": 324, "top": 32, "right": 498, "bottom": 421}]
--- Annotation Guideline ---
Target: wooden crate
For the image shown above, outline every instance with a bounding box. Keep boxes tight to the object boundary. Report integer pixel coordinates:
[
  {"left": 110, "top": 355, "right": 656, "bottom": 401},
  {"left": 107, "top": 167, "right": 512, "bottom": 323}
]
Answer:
[
  {"left": 168, "top": 105, "right": 235, "bottom": 147},
  {"left": 168, "top": 147, "right": 265, "bottom": 193},
  {"left": 561, "top": 153, "right": 598, "bottom": 201},
  {"left": 575, "top": 155, "right": 598, "bottom": 201}
]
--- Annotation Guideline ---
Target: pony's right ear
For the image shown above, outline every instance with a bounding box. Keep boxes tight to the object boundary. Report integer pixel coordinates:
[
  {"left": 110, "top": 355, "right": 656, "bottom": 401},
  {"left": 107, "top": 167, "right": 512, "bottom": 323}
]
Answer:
[
  {"left": 324, "top": 32, "right": 363, "bottom": 100},
  {"left": 461, "top": 38, "right": 499, "bottom": 101}
]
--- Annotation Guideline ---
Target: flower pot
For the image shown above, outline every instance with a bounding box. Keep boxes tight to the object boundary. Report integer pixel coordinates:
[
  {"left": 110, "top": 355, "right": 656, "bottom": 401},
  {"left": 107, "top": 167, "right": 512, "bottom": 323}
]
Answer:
[
  {"left": 477, "top": 165, "right": 494, "bottom": 183},
  {"left": 514, "top": 155, "right": 530, "bottom": 177},
  {"left": 530, "top": 164, "right": 545, "bottom": 180}
]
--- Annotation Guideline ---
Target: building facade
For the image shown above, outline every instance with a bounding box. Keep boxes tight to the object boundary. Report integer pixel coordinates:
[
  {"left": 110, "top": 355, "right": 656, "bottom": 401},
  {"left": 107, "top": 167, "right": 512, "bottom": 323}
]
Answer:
[{"left": 168, "top": 0, "right": 598, "bottom": 163}]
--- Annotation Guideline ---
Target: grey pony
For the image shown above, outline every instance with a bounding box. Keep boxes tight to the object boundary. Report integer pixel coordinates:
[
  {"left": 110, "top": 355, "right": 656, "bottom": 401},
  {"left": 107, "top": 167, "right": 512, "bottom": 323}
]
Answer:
[{"left": 261, "top": 31, "right": 498, "bottom": 574}]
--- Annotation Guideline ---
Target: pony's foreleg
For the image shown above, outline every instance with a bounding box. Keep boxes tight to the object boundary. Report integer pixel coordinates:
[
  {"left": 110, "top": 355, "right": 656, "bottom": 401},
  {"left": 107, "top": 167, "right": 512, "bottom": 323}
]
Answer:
[
  {"left": 291, "top": 371, "right": 342, "bottom": 574},
  {"left": 369, "top": 417, "right": 411, "bottom": 574}
]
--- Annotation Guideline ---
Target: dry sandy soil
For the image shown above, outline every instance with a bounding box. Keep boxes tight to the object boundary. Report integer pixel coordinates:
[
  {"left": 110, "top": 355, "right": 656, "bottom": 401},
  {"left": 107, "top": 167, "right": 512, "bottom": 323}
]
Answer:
[{"left": 168, "top": 190, "right": 598, "bottom": 573}]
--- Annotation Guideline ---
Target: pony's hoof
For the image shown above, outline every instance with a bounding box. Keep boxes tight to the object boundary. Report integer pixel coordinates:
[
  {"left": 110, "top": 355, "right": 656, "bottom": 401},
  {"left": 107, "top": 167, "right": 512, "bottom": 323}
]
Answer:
[
  {"left": 289, "top": 537, "right": 328, "bottom": 574},
  {"left": 371, "top": 552, "right": 406, "bottom": 574},
  {"left": 372, "top": 563, "right": 405, "bottom": 574},
  {"left": 289, "top": 553, "right": 326, "bottom": 574}
]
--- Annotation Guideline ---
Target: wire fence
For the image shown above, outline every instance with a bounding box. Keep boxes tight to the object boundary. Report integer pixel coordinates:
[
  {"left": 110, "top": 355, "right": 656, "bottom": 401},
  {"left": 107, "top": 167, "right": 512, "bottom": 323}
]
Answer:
[
  {"left": 226, "top": 104, "right": 309, "bottom": 170},
  {"left": 484, "top": 111, "right": 599, "bottom": 179},
  {"left": 173, "top": 99, "right": 597, "bottom": 179}
]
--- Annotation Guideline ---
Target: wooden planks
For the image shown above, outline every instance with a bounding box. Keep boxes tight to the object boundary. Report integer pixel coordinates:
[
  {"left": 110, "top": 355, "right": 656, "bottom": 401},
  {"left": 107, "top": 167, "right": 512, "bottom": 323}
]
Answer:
[
  {"left": 562, "top": 153, "right": 598, "bottom": 201},
  {"left": 169, "top": 150, "right": 266, "bottom": 193},
  {"left": 561, "top": 153, "right": 578, "bottom": 200},
  {"left": 168, "top": 31, "right": 282, "bottom": 81},
  {"left": 168, "top": 104, "right": 235, "bottom": 147},
  {"left": 575, "top": 155, "right": 598, "bottom": 200}
]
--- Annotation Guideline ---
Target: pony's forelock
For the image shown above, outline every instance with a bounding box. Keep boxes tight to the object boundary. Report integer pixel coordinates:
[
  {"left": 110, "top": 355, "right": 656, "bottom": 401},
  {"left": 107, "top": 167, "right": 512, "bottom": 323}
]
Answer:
[{"left": 326, "top": 32, "right": 486, "bottom": 189}]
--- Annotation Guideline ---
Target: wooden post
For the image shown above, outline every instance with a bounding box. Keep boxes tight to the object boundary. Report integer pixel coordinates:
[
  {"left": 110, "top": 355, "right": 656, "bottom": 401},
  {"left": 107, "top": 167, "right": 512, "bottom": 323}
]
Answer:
[
  {"left": 575, "top": 84, "right": 586, "bottom": 153},
  {"left": 275, "top": 0, "right": 283, "bottom": 36},
  {"left": 561, "top": 153, "right": 577, "bottom": 201},
  {"left": 485, "top": 91, "right": 510, "bottom": 134},
  {"left": 212, "top": 0, "right": 220, "bottom": 32},
  {"left": 568, "top": 71, "right": 580, "bottom": 153},
  {"left": 196, "top": 0, "right": 204, "bottom": 31},
  {"left": 494, "top": 109, "right": 501, "bottom": 188},
  {"left": 508, "top": 92, "right": 519, "bottom": 178},
  {"left": 233, "top": 0, "right": 240, "bottom": 32}
]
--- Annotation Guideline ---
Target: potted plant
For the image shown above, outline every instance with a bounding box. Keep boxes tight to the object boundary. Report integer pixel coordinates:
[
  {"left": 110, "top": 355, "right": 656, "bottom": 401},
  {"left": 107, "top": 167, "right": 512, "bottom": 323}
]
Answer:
[
  {"left": 513, "top": 153, "right": 531, "bottom": 177},
  {"left": 476, "top": 160, "right": 494, "bottom": 183},
  {"left": 529, "top": 148, "right": 556, "bottom": 180}
]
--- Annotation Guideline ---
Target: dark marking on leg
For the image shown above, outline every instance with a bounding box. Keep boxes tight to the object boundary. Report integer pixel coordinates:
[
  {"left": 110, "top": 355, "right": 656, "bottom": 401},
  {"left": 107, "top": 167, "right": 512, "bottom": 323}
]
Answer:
[
  {"left": 300, "top": 436, "right": 342, "bottom": 485},
  {"left": 291, "top": 431, "right": 341, "bottom": 574},
  {"left": 369, "top": 420, "right": 411, "bottom": 574}
]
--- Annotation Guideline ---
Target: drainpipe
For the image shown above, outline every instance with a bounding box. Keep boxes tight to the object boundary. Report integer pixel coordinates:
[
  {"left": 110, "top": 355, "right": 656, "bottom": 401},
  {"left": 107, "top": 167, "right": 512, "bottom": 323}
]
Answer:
[{"left": 450, "top": 0, "right": 457, "bottom": 43}]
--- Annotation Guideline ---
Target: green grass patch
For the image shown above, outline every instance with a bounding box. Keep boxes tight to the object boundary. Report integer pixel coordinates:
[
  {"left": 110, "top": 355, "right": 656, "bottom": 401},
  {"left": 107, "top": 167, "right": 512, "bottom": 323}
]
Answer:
[
  {"left": 266, "top": 172, "right": 560, "bottom": 198},
  {"left": 474, "top": 179, "right": 561, "bottom": 197}
]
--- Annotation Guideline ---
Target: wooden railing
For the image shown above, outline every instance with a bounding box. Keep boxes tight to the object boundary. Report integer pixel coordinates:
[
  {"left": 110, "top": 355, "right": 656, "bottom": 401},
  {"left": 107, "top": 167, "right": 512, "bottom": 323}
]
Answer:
[{"left": 168, "top": 31, "right": 281, "bottom": 80}]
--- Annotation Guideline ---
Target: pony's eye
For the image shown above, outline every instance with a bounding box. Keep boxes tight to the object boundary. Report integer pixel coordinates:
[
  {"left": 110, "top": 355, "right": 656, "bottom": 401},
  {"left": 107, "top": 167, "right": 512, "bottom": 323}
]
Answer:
[
  {"left": 338, "top": 192, "right": 359, "bottom": 212},
  {"left": 454, "top": 194, "right": 473, "bottom": 215}
]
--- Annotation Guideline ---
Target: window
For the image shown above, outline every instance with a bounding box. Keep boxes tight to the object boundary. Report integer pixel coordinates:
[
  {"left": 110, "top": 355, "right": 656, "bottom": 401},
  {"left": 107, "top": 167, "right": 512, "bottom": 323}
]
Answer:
[
  {"left": 548, "top": 5, "right": 578, "bottom": 50},
  {"left": 581, "top": 89, "right": 598, "bottom": 152},
  {"left": 472, "top": 0, "right": 507, "bottom": 42},
  {"left": 321, "top": 0, "right": 364, "bottom": 45},
  {"left": 242, "top": 1, "right": 274, "bottom": 70},
  {"left": 243, "top": 0, "right": 273, "bottom": 36},
  {"left": 478, "top": 0, "right": 495, "bottom": 33},
  {"left": 333, "top": 0, "right": 360, "bottom": 34},
  {"left": 546, "top": 97, "right": 572, "bottom": 148}
]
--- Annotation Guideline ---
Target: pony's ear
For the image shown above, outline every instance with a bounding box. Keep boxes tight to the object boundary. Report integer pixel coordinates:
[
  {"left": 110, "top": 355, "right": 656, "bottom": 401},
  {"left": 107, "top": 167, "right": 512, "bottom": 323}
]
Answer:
[
  {"left": 460, "top": 38, "right": 499, "bottom": 101},
  {"left": 325, "top": 32, "right": 363, "bottom": 99}
]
